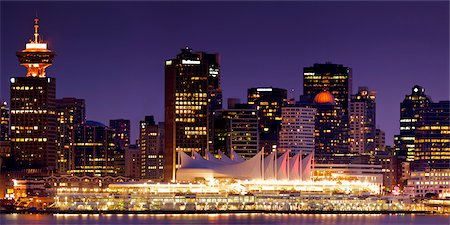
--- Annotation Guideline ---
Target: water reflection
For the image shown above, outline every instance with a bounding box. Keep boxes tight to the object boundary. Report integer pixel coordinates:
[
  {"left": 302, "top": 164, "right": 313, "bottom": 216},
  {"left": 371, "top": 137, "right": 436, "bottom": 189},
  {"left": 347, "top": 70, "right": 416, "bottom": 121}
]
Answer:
[{"left": 0, "top": 213, "right": 448, "bottom": 225}]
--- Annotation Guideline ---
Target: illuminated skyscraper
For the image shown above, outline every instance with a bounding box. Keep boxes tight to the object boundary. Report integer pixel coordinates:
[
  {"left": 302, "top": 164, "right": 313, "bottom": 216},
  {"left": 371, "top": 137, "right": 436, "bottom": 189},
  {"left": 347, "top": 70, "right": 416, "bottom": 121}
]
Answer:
[
  {"left": 10, "top": 17, "right": 57, "bottom": 174},
  {"left": 413, "top": 100, "right": 449, "bottom": 170},
  {"left": 71, "top": 121, "right": 116, "bottom": 176},
  {"left": 349, "top": 87, "right": 376, "bottom": 154},
  {"left": 164, "top": 47, "right": 221, "bottom": 181},
  {"left": 247, "top": 87, "right": 287, "bottom": 152},
  {"left": 140, "top": 116, "right": 163, "bottom": 180},
  {"left": 303, "top": 63, "right": 352, "bottom": 119},
  {"left": 0, "top": 101, "right": 9, "bottom": 141},
  {"left": 109, "top": 119, "right": 130, "bottom": 150},
  {"left": 278, "top": 106, "right": 316, "bottom": 155},
  {"left": 394, "top": 85, "right": 431, "bottom": 162},
  {"left": 299, "top": 92, "right": 348, "bottom": 163},
  {"left": 56, "top": 98, "right": 86, "bottom": 174},
  {"left": 214, "top": 103, "right": 259, "bottom": 159}
]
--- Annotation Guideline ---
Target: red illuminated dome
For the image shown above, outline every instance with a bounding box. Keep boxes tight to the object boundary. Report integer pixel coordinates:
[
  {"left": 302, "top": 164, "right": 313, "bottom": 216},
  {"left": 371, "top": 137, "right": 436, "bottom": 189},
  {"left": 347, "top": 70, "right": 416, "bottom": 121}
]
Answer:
[{"left": 313, "top": 91, "right": 336, "bottom": 104}]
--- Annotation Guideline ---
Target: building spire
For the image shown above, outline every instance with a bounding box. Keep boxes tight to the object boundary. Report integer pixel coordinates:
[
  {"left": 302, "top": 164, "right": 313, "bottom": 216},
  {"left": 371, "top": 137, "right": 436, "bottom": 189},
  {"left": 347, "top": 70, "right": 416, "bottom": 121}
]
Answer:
[{"left": 33, "top": 16, "right": 40, "bottom": 43}]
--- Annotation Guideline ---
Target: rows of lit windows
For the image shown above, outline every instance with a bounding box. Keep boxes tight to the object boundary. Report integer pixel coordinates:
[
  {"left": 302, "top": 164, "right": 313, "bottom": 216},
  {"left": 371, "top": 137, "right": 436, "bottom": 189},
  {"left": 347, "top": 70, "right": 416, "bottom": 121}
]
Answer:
[
  {"left": 10, "top": 109, "right": 48, "bottom": 114},
  {"left": 11, "top": 86, "right": 43, "bottom": 90},
  {"left": 10, "top": 137, "right": 47, "bottom": 142}
]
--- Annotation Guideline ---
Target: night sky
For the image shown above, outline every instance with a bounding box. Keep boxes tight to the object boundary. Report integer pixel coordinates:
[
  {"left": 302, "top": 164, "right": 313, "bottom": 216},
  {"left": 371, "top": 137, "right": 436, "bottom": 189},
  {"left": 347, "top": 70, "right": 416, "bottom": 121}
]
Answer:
[{"left": 1, "top": 2, "right": 449, "bottom": 145}]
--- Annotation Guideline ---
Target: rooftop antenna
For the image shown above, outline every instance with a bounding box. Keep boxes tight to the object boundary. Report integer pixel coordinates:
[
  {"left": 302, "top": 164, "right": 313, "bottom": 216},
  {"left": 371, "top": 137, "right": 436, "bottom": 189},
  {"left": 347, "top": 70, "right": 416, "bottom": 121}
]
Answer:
[{"left": 33, "top": 14, "right": 40, "bottom": 43}]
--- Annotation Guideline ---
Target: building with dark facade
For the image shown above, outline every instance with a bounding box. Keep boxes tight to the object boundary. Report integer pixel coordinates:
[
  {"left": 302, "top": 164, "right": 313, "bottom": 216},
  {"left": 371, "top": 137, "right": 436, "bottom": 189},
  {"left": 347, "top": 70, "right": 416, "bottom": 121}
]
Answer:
[
  {"left": 349, "top": 87, "right": 376, "bottom": 154},
  {"left": 10, "top": 18, "right": 57, "bottom": 174},
  {"left": 125, "top": 144, "right": 141, "bottom": 180},
  {"left": 303, "top": 63, "right": 352, "bottom": 120},
  {"left": 247, "top": 87, "right": 287, "bottom": 153},
  {"left": 70, "top": 121, "right": 117, "bottom": 176},
  {"left": 299, "top": 92, "right": 348, "bottom": 163},
  {"left": 140, "top": 116, "right": 163, "bottom": 180},
  {"left": 0, "top": 101, "right": 9, "bottom": 142},
  {"left": 213, "top": 103, "right": 259, "bottom": 159},
  {"left": 164, "top": 47, "right": 221, "bottom": 181},
  {"left": 55, "top": 98, "right": 86, "bottom": 174},
  {"left": 412, "top": 100, "right": 449, "bottom": 170},
  {"left": 109, "top": 119, "right": 130, "bottom": 150},
  {"left": 394, "top": 85, "right": 431, "bottom": 162}
]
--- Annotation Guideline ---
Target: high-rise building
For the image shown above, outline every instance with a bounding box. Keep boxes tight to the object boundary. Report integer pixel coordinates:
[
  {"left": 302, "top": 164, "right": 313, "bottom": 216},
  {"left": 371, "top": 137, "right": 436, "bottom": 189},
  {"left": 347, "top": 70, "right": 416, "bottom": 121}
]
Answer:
[
  {"left": 278, "top": 106, "right": 316, "bottom": 155},
  {"left": 247, "top": 87, "right": 287, "bottom": 152},
  {"left": 413, "top": 100, "right": 449, "bottom": 170},
  {"left": 299, "top": 92, "right": 348, "bottom": 163},
  {"left": 140, "top": 116, "right": 163, "bottom": 180},
  {"left": 349, "top": 87, "right": 376, "bottom": 154},
  {"left": 70, "top": 121, "right": 116, "bottom": 176},
  {"left": 10, "top": 17, "right": 57, "bottom": 174},
  {"left": 0, "top": 101, "right": 9, "bottom": 141},
  {"left": 394, "top": 85, "right": 431, "bottom": 162},
  {"left": 109, "top": 119, "right": 130, "bottom": 150},
  {"left": 55, "top": 98, "right": 86, "bottom": 174},
  {"left": 303, "top": 62, "right": 352, "bottom": 119},
  {"left": 125, "top": 144, "right": 141, "bottom": 180},
  {"left": 214, "top": 104, "right": 259, "bottom": 159},
  {"left": 374, "top": 128, "right": 386, "bottom": 153},
  {"left": 164, "top": 47, "right": 221, "bottom": 181}
]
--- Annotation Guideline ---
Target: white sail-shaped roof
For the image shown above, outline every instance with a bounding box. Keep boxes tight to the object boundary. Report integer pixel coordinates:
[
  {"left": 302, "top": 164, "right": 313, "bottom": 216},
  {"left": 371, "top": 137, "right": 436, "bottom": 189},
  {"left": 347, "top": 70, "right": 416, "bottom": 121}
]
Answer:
[
  {"left": 176, "top": 149, "right": 313, "bottom": 182},
  {"left": 231, "top": 150, "right": 246, "bottom": 163},
  {"left": 288, "top": 153, "right": 300, "bottom": 180},
  {"left": 276, "top": 152, "right": 289, "bottom": 180},
  {"left": 302, "top": 153, "right": 313, "bottom": 181},
  {"left": 264, "top": 152, "right": 275, "bottom": 180},
  {"left": 219, "top": 150, "right": 235, "bottom": 164}
]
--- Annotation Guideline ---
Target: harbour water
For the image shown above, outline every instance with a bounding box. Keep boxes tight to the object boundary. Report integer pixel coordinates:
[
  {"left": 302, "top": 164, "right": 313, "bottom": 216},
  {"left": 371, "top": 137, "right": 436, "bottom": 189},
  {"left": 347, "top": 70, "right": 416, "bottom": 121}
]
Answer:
[{"left": 0, "top": 213, "right": 448, "bottom": 225}]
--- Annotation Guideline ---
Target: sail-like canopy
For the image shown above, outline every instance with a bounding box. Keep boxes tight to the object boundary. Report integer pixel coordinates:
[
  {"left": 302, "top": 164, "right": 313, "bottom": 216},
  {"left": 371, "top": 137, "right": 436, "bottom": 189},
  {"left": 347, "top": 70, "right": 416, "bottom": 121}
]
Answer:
[{"left": 176, "top": 149, "right": 313, "bottom": 182}]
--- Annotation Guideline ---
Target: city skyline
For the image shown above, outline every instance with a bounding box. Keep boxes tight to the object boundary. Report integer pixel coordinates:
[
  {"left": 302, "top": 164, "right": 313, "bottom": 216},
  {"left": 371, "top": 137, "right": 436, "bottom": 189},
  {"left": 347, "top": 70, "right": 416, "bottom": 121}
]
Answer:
[{"left": 2, "top": 2, "right": 449, "bottom": 145}]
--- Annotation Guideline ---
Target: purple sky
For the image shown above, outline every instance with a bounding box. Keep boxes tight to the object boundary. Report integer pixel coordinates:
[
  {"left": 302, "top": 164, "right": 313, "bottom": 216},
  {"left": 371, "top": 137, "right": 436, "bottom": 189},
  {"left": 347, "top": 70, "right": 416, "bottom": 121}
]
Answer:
[{"left": 1, "top": 2, "right": 449, "bottom": 145}]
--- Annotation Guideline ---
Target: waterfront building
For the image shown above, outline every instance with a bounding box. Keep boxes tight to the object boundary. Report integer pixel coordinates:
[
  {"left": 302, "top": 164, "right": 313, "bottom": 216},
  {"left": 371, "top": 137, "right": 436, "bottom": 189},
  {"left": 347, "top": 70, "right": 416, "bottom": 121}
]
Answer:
[
  {"left": 213, "top": 103, "right": 259, "bottom": 159},
  {"left": 407, "top": 169, "right": 450, "bottom": 199},
  {"left": 55, "top": 98, "right": 85, "bottom": 174},
  {"left": 349, "top": 87, "right": 376, "bottom": 154},
  {"left": 247, "top": 87, "right": 287, "bottom": 152},
  {"left": 0, "top": 100, "right": 9, "bottom": 141},
  {"left": 124, "top": 144, "right": 141, "bottom": 180},
  {"left": 140, "top": 116, "right": 163, "bottom": 180},
  {"left": 278, "top": 106, "right": 316, "bottom": 155},
  {"left": 164, "top": 47, "right": 221, "bottom": 181},
  {"left": 70, "top": 121, "right": 117, "bottom": 176},
  {"left": 109, "top": 119, "right": 130, "bottom": 150},
  {"left": 10, "top": 17, "right": 57, "bottom": 174}
]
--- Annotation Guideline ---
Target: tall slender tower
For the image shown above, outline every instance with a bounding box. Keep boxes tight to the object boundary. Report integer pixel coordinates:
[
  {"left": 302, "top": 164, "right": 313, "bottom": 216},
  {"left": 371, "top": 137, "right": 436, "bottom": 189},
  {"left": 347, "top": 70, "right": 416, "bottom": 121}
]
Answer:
[
  {"left": 164, "top": 47, "right": 221, "bottom": 182},
  {"left": 10, "top": 17, "right": 57, "bottom": 174}
]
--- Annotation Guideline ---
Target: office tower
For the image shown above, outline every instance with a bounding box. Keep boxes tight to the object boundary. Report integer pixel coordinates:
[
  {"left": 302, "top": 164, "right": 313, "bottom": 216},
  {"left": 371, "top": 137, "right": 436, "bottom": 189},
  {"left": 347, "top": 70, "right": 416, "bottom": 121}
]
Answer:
[
  {"left": 214, "top": 104, "right": 259, "bottom": 159},
  {"left": 278, "top": 106, "right": 316, "bottom": 155},
  {"left": 10, "top": 17, "right": 57, "bottom": 174},
  {"left": 164, "top": 47, "right": 221, "bottom": 181},
  {"left": 140, "top": 116, "right": 163, "bottom": 180},
  {"left": 349, "top": 87, "right": 376, "bottom": 154},
  {"left": 413, "top": 100, "right": 449, "bottom": 170},
  {"left": 394, "top": 85, "right": 431, "bottom": 162},
  {"left": 71, "top": 121, "right": 116, "bottom": 176},
  {"left": 0, "top": 101, "right": 9, "bottom": 142},
  {"left": 125, "top": 144, "right": 141, "bottom": 179},
  {"left": 374, "top": 129, "right": 386, "bottom": 153},
  {"left": 409, "top": 100, "right": 449, "bottom": 198},
  {"left": 109, "top": 119, "right": 130, "bottom": 150},
  {"left": 303, "top": 62, "right": 352, "bottom": 119},
  {"left": 299, "top": 92, "right": 347, "bottom": 163},
  {"left": 55, "top": 98, "right": 86, "bottom": 174},
  {"left": 0, "top": 101, "right": 9, "bottom": 141},
  {"left": 247, "top": 87, "right": 287, "bottom": 152}
]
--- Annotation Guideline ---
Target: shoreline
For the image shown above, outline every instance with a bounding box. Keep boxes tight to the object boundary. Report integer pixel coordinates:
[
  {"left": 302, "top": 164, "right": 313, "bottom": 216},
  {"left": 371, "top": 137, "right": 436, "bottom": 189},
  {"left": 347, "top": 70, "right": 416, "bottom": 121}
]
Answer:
[{"left": 0, "top": 209, "right": 440, "bottom": 215}]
